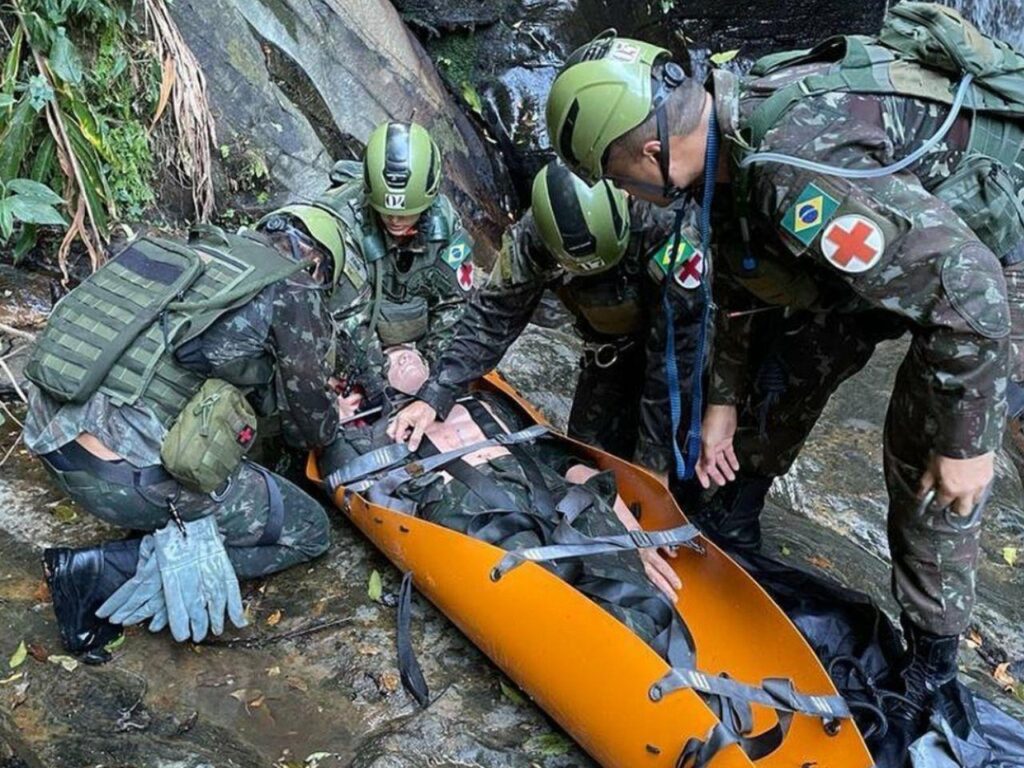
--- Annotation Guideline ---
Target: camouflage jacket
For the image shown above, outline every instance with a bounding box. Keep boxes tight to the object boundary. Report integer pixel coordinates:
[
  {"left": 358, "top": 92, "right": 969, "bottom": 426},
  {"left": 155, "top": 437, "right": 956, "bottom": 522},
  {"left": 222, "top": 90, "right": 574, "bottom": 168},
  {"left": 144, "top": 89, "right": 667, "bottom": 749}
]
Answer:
[
  {"left": 709, "top": 67, "right": 1021, "bottom": 457},
  {"left": 24, "top": 269, "right": 339, "bottom": 466},
  {"left": 415, "top": 198, "right": 707, "bottom": 471},
  {"left": 324, "top": 188, "right": 473, "bottom": 374}
]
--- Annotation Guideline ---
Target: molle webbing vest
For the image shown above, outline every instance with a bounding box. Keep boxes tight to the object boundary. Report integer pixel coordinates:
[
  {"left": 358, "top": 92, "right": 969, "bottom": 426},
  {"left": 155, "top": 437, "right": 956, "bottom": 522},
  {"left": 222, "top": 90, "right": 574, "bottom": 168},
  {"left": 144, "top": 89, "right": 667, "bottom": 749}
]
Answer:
[
  {"left": 26, "top": 228, "right": 303, "bottom": 426},
  {"left": 315, "top": 160, "right": 457, "bottom": 344}
]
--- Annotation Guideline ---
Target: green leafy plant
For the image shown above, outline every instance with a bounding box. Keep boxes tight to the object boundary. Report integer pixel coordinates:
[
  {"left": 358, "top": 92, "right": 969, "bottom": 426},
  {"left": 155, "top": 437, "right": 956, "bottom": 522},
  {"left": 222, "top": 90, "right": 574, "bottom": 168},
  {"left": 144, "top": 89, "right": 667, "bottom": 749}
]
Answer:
[
  {"left": 0, "top": 176, "right": 66, "bottom": 240},
  {"left": 1, "top": 0, "right": 215, "bottom": 269}
]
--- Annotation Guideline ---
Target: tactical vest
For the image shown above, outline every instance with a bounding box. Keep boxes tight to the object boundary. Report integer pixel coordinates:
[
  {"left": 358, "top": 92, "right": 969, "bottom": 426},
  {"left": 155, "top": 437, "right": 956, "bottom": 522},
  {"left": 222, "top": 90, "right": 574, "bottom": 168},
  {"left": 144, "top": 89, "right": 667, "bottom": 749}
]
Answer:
[
  {"left": 26, "top": 227, "right": 304, "bottom": 427},
  {"left": 558, "top": 251, "right": 647, "bottom": 338},
  {"left": 316, "top": 159, "right": 465, "bottom": 346},
  {"left": 735, "top": 2, "right": 1024, "bottom": 267}
]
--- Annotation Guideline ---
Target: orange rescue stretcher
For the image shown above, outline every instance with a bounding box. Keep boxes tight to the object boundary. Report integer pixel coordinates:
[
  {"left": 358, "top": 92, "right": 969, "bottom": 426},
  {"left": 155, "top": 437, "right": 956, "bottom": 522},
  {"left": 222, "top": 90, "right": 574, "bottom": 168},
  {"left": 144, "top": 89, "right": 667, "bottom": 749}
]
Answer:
[{"left": 306, "top": 372, "right": 873, "bottom": 768}]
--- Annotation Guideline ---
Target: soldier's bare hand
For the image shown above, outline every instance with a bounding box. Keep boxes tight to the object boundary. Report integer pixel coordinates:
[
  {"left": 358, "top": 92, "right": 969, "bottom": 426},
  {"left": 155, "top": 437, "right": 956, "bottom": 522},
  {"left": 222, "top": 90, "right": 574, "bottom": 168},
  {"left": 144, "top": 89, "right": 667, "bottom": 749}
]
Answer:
[
  {"left": 919, "top": 452, "right": 995, "bottom": 518},
  {"left": 639, "top": 548, "right": 682, "bottom": 602},
  {"left": 696, "top": 404, "right": 740, "bottom": 489},
  {"left": 387, "top": 401, "right": 438, "bottom": 451}
]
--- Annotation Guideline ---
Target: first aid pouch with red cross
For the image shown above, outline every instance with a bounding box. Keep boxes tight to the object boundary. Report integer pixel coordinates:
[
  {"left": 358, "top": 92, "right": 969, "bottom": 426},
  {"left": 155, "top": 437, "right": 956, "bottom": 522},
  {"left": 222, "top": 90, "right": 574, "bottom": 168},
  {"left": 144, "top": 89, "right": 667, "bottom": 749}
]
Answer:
[{"left": 160, "top": 378, "right": 258, "bottom": 493}]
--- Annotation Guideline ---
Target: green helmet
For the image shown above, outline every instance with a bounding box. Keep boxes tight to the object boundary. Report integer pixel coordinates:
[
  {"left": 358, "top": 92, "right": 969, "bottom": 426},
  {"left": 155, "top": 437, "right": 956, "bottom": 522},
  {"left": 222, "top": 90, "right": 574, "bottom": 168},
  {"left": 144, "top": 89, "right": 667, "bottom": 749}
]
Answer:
[
  {"left": 546, "top": 33, "right": 674, "bottom": 184},
  {"left": 257, "top": 205, "right": 346, "bottom": 288},
  {"left": 363, "top": 121, "right": 442, "bottom": 216},
  {"left": 531, "top": 161, "right": 630, "bottom": 275}
]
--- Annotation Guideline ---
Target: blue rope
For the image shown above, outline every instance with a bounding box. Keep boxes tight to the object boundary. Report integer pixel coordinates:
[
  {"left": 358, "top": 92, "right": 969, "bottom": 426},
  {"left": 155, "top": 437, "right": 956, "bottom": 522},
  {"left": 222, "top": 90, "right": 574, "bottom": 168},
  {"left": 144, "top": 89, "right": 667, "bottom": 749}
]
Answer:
[{"left": 664, "top": 107, "right": 719, "bottom": 481}]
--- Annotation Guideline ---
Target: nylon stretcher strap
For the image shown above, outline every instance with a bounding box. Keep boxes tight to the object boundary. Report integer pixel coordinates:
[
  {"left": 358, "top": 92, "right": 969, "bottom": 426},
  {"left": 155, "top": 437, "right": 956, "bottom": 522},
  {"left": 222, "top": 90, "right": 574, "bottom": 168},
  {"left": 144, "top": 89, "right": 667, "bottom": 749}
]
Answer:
[
  {"left": 346, "top": 424, "right": 549, "bottom": 496},
  {"left": 491, "top": 523, "right": 701, "bottom": 578},
  {"left": 651, "top": 667, "right": 852, "bottom": 721}
]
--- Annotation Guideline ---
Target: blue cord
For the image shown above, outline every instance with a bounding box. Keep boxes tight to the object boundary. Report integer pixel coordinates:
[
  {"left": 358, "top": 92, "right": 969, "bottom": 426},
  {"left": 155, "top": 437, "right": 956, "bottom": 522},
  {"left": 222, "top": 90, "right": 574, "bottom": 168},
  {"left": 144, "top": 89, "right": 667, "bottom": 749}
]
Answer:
[{"left": 664, "top": 107, "right": 719, "bottom": 481}]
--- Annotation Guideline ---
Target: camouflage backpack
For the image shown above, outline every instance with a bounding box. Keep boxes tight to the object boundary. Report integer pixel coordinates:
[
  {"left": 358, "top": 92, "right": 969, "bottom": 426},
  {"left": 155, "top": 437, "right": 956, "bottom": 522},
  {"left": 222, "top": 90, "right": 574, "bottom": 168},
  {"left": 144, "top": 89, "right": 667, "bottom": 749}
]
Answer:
[{"left": 740, "top": 2, "right": 1024, "bottom": 261}]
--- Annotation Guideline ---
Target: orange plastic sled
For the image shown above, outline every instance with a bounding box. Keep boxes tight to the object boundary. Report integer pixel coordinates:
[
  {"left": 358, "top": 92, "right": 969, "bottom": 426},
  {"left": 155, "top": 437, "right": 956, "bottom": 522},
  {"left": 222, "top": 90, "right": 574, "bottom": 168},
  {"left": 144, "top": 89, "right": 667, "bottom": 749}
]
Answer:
[{"left": 307, "top": 372, "right": 872, "bottom": 768}]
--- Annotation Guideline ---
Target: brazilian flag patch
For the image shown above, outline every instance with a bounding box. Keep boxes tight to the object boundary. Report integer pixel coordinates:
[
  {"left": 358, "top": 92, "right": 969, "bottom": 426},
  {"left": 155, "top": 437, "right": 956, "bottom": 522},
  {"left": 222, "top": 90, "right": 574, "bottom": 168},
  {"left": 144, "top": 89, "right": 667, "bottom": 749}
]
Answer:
[
  {"left": 440, "top": 235, "right": 470, "bottom": 270},
  {"left": 649, "top": 234, "right": 699, "bottom": 280},
  {"left": 781, "top": 183, "right": 839, "bottom": 245}
]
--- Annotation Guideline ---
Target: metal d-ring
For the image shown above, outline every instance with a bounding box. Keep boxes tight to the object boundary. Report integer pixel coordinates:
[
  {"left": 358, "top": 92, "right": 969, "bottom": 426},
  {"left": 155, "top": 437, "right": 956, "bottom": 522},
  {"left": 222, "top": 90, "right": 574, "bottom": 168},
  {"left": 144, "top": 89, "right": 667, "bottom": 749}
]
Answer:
[{"left": 917, "top": 485, "right": 989, "bottom": 532}]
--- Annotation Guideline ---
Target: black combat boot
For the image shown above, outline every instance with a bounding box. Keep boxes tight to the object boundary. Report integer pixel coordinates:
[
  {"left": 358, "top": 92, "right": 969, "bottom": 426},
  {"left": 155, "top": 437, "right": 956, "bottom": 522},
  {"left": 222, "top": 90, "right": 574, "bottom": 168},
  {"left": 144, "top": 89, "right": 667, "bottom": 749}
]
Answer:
[
  {"left": 874, "top": 616, "right": 962, "bottom": 767},
  {"left": 691, "top": 474, "right": 773, "bottom": 552},
  {"left": 42, "top": 538, "right": 141, "bottom": 663}
]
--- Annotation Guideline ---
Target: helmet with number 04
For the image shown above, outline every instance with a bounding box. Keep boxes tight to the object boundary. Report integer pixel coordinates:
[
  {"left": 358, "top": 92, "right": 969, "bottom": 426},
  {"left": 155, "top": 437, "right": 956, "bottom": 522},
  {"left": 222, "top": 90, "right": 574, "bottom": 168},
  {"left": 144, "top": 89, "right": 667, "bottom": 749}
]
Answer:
[
  {"left": 531, "top": 161, "right": 630, "bottom": 275},
  {"left": 546, "top": 32, "right": 676, "bottom": 184},
  {"left": 363, "top": 121, "right": 443, "bottom": 216}
]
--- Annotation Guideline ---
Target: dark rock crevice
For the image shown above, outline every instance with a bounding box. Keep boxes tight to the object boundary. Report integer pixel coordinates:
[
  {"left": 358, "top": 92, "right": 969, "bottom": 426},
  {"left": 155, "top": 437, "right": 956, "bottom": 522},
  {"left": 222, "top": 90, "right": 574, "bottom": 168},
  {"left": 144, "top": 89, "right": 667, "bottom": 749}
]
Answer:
[{"left": 246, "top": 21, "right": 364, "bottom": 164}]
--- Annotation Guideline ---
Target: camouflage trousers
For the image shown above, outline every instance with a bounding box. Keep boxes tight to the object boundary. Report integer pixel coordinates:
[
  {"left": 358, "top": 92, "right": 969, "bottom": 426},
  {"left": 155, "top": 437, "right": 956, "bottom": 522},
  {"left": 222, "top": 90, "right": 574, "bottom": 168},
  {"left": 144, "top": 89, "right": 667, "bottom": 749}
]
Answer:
[
  {"left": 40, "top": 453, "right": 330, "bottom": 579},
  {"left": 730, "top": 293, "right": 1023, "bottom": 636},
  {"left": 568, "top": 340, "right": 645, "bottom": 462}
]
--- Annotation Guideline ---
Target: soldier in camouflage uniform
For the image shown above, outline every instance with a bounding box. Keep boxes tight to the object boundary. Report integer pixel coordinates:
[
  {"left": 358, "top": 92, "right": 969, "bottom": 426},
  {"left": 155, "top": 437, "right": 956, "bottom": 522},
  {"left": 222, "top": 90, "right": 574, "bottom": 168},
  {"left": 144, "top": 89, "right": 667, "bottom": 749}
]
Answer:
[
  {"left": 545, "top": 8, "right": 1024, "bottom": 759},
  {"left": 25, "top": 209, "right": 346, "bottom": 657},
  {"left": 390, "top": 161, "right": 704, "bottom": 478},
  {"left": 304, "top": 121, "right": 474, "bottom": 377}
]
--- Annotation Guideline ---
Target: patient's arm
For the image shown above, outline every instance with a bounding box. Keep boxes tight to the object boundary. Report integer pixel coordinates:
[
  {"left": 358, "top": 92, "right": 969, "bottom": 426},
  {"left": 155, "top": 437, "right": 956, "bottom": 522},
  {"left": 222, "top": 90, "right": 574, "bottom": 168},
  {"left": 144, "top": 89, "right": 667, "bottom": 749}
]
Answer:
[{"left": 564, "top": 464, "right": 681, "bottom": 603}]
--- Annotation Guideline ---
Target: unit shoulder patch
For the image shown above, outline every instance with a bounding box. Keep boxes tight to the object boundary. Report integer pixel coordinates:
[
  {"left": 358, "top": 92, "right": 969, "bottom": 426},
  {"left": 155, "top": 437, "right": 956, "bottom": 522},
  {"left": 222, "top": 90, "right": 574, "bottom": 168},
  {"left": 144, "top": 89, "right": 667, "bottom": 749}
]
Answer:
[
  {"left": 649, "top": 234, "right": 704, "bottom": 289},
  {"left": 440, "top": 234, "right": 471, "bottom": 270},
  {"left": 820, "top": 214, "right": 885, "bottom": 274},
  {"left": 781, "top": 182, "right": 840, "bottom": 246}
]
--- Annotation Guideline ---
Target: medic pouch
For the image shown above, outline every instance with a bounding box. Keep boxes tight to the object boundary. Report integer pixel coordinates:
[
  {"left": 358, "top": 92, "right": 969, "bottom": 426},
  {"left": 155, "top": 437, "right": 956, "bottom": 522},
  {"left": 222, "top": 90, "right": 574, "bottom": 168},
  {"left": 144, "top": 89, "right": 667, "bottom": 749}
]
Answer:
[
  {"left": 25, "top": 238, "right": 204, "bottom": 404},
  {"left": 376, "top": 297, "right": 429, "bottom": 346},
  {"left": 160, "top": 378, "right": 258, "bottom": 493}
]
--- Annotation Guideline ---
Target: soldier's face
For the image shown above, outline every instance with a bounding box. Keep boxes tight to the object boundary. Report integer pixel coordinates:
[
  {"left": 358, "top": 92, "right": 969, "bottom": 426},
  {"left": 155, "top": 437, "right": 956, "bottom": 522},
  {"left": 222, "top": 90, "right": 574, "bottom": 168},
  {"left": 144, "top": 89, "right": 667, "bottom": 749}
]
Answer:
[
  {"left": 386, "top": 346, "right": 429, "bottom": 395},
  {"left": 605, "top": 140, "right": 672, "bottom": 205},
  {"left": 380, "top": 212, "right": 422, "bottom": 237}
]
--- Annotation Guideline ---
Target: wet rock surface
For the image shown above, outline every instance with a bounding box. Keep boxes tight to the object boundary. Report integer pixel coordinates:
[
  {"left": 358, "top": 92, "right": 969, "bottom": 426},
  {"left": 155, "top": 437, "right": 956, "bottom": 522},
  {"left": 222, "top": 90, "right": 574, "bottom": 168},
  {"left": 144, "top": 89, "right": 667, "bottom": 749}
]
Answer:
[
  {"left": 166, "top": 0, "right": 513, "bottom": 248},
  {"left": 401, "top": 0, "right": 889, "bottom": 206}
]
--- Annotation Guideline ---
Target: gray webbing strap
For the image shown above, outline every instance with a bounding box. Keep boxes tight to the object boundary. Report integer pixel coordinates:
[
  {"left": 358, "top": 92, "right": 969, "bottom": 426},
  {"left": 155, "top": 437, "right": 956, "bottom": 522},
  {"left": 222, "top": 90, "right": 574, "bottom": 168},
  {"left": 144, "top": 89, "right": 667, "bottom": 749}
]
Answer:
[
  {"left": 649, "top": 667, "right": 852, "bottom": 722},
  {"left": 350, "top": 424, "right": 550, "bottom": 496},
  {"left": 325, "top": 442, "right": 412, "bottom": 493},
  {"left": 491, "top": 523, "right": 701, "bottom": 580},
  {"left": 678, "top": 721, "right": 743, "bottom": 768}
]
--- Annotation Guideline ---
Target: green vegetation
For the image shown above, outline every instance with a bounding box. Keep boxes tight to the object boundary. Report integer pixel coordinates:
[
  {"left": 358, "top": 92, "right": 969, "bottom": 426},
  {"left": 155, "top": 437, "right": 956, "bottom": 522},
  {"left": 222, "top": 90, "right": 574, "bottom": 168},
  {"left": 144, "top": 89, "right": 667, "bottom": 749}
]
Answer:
[
  {"left": 430, "top": 31, "right": 484, "bottom": 117},
  {"left": 0, "top": 0, "right": 160, "bottom": 264}
]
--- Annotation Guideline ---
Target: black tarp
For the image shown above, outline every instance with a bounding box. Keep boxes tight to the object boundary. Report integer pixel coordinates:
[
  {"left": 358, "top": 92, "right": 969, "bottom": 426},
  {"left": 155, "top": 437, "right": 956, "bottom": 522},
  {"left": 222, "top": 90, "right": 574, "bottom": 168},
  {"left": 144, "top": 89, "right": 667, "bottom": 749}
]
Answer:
[{"left": 732, "top": 551, "right": 1024, "bottom": 767}]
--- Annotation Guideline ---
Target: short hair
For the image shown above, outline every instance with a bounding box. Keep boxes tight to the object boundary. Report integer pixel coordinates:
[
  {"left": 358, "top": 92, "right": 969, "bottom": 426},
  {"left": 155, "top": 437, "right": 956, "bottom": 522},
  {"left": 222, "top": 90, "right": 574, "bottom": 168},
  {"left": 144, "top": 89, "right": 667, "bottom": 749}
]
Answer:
[{"left": 608, "top": 73, "right": 706, "bottom": 163}]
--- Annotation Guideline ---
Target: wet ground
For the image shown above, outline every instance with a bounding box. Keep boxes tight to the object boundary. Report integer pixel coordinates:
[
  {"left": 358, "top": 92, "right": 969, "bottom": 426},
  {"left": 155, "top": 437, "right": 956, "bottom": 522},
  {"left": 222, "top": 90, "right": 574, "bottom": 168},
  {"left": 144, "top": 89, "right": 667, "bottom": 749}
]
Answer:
[{"left": 1, "top": 319, "right": 1022, "bottom": 766}]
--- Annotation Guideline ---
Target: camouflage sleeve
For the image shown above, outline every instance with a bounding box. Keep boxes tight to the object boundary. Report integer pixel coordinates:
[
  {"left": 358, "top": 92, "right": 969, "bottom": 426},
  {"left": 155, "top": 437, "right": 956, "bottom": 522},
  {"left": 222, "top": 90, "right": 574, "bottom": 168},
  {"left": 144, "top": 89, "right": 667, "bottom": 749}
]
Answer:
[
  {"left": 708, "top": 268, "right": 764, "bottom": 406},
  {"left": 328, "top": 249, "right": 385, "bottom": 381},
  {"left": 634, "top": 220, "right": 707, "bottom": 473},
  {"left": 269, "top": 274, "right": 340, "bottom": 450},
  {"left": 417, "top": 216, "right": 474, "bottom": 368},
  {"left": 417, "top": 217, "right": 555, "bottom": 417},
  {"left": 754, "top": 98, "right": 1010, "bottom": 457}
]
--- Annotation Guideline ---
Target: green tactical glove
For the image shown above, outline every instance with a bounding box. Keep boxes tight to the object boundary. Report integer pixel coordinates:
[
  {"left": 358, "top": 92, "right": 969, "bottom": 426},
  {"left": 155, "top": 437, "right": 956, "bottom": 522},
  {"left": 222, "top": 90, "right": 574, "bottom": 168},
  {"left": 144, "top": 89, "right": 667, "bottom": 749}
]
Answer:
[
  {"left": 96, "top": 536, "right": 168, "bottom": 631},
  {"left": 153, "top": 515, "right": 248, "bottom": 643}
]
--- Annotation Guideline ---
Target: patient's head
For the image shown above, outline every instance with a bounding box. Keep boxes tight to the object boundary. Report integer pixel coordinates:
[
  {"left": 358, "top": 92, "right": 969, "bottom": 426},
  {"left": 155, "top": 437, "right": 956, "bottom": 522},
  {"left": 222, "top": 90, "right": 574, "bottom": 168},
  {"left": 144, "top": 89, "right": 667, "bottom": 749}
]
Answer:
[{"left": 386, "top": 346, "right": 429, "bottom": 395}]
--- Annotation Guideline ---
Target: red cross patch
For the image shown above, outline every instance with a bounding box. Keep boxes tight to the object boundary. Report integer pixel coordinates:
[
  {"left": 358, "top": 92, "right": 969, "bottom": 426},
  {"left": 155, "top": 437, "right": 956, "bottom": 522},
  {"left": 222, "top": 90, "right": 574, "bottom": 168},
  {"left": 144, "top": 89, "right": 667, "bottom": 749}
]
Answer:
[
  {"left": 821, "top": 214, "right": 885, "bottom": 273},
  {"left": 236, "top": 425, "right": 255, "bottom": 445},
  {"left": 674, "top": 250, "right": 704, "bottom": 289},
  {"left": 457, "top": 261, "right": 474, "bottom": 291}
]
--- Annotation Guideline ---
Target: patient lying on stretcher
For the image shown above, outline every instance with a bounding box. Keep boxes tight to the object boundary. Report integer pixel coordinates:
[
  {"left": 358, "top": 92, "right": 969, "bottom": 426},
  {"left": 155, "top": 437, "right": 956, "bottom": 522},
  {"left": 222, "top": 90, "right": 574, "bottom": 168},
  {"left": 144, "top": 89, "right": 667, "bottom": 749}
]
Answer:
[{"left": 320, "top": 346, "right": 684, "bottom": 640}]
